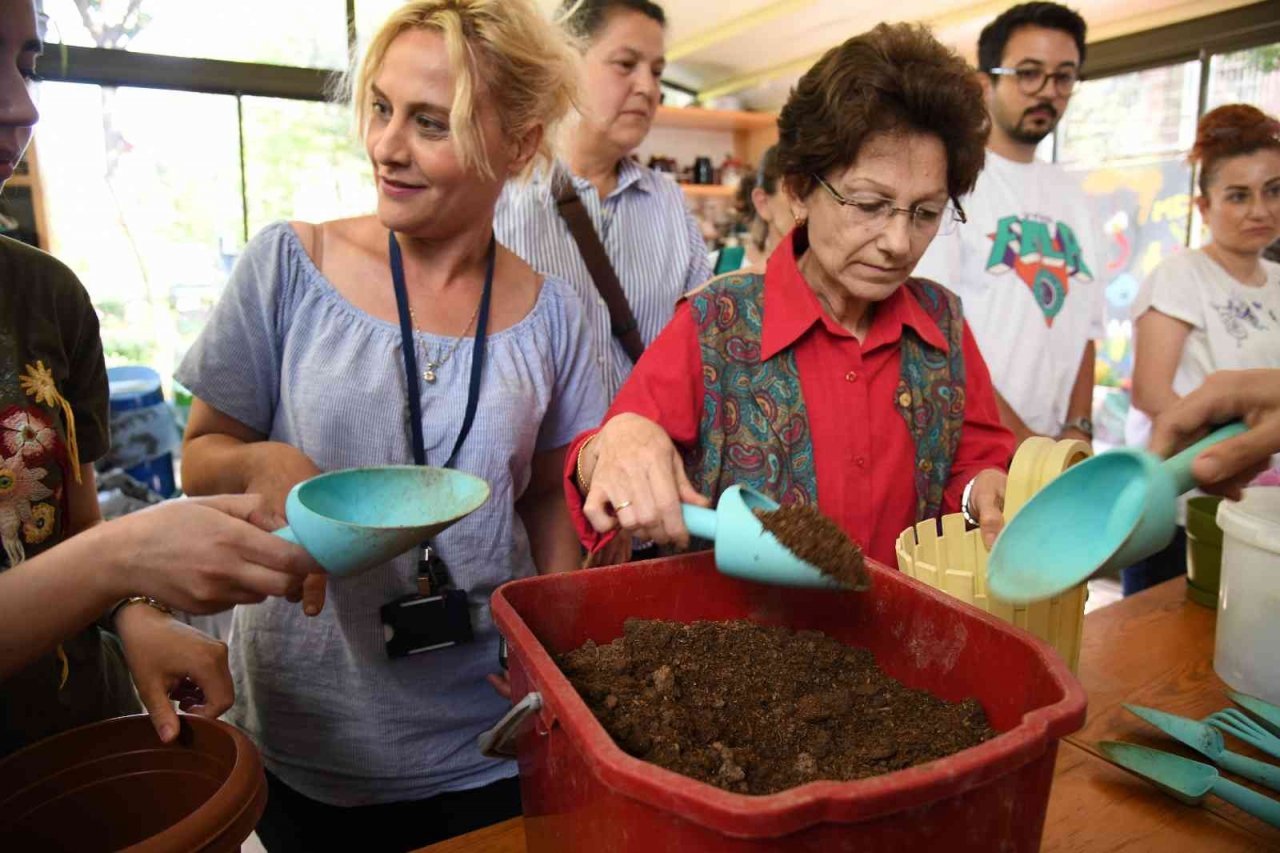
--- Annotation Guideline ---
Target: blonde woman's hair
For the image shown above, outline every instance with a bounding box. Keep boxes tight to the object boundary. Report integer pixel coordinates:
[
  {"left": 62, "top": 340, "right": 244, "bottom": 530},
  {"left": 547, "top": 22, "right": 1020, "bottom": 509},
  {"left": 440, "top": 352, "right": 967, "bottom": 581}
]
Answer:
[{"left": 351, "top": 0, "right": 579, "bottom": 179}]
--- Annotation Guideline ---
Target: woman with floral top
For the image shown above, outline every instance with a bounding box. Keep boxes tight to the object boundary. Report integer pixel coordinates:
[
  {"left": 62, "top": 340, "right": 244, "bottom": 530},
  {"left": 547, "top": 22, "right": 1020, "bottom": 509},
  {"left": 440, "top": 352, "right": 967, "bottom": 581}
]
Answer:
[{"left": 0, "top": 0, "right": 318, "bottom": 755}]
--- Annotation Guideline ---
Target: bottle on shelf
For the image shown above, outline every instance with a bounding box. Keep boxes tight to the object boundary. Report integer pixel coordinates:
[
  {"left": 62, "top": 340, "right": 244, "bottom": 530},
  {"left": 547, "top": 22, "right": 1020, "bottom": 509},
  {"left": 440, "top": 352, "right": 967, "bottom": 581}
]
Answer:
[{"left": 693, "top": 156, "right": 715, "bottom": 185}]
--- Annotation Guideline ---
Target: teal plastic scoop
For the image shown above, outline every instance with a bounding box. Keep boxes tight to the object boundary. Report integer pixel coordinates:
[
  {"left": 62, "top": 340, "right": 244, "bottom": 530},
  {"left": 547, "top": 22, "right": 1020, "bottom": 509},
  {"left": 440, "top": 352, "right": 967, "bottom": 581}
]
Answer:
[
  {"left": 1099, "top": 741, "right": 1280, "bottom": 827},
  {"left": 987, "top": 422, "right": 1246, "bottom": 603},
  {"left": 272, "top": 466, "right": 490, "bottom": 577},
  {"left": 680, "top": 484, "right": 846, "bottom": 588}
]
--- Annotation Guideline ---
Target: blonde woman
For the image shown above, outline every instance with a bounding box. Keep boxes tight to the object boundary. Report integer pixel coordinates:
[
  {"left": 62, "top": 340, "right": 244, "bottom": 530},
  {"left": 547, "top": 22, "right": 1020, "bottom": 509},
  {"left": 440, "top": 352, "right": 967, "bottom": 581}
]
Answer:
[{"left": 177, "top": 1, "right": 604, "bottom": 848}]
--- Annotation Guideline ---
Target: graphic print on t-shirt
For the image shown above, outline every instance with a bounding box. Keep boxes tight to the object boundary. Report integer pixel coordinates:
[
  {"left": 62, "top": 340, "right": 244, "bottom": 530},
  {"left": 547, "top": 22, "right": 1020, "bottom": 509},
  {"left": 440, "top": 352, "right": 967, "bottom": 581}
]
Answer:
[
  {"left": 985, "top": 214, "right": 1094, "bottom": 327},
  {"left": 1213, "top": 296, "right": 1276, "bottom": 344}
]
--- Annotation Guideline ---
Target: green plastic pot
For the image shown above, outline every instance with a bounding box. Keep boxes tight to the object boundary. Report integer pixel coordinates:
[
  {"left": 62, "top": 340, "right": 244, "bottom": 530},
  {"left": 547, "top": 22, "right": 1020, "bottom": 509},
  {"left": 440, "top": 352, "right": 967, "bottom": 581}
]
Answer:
[{"left": 1185, "top": 495, "right": 1225, "bottom": 608}]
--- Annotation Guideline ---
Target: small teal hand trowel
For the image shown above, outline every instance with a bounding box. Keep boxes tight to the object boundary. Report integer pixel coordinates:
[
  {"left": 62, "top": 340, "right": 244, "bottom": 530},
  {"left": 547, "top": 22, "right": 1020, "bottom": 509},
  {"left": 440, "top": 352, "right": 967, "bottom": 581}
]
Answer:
[
  {"left": 986, "top": 422, "right": 1246, "bottom": 603},
  {"left": 680, "top": 484, "right": 846, "bottom": 589},
  {"left": 1099, "top": 741, "right": 1280, "bottom": 828},
  {"left": 1125, "top": 704, "right": 1280, "bottom": 791},
  {"left": 273, "top": 466, "right": 490, "bottom": 577}
]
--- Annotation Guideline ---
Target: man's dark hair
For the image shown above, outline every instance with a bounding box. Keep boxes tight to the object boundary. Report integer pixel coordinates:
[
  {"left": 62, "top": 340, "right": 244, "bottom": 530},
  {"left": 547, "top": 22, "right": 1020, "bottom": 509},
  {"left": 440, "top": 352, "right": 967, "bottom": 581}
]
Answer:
[
  {"left": 558, "top": 0, "right": 665, "bottom": 41},
  {"left": 977, "top": 2, "right": 1087, "bottom": 73}
]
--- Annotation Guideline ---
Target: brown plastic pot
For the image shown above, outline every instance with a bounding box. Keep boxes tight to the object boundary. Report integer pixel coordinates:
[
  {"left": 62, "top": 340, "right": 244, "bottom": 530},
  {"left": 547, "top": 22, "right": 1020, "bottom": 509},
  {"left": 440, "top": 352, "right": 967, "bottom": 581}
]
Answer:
[{"left": 0, "top": 714, "right": 266, "bottom": 852}]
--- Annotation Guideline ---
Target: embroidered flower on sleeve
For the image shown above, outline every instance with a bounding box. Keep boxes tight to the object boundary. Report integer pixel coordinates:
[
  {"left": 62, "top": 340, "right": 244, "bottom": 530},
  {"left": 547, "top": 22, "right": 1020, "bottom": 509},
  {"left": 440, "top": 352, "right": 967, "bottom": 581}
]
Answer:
[
  {"left": 17, "top": 361, "right": 59, "bottom": 408},
  {"left": 2, "top": 407, "right": 58, "bottom": 460},
  {"left": 0, "top": 453, "right": 54, "bottom": 566},
  {"left": 21, "top": 502, "right": 56, "bottom": 545},
  {"left": 17, "top": 361, "right": 83, "bottom": 484}
]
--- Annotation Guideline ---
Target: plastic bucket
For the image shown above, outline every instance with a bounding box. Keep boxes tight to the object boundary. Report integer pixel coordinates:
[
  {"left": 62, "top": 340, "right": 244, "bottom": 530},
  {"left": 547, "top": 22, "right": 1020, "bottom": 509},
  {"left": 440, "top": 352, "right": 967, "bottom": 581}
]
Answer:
[
  {"left": 1214, "top": 487, "right": 1280, "bottom": 705},
  {"left": 493, "top": 552, "right": 1086, "bottom": 852},
  {"left": 0, "top": 714, "right": 266, "bottom": 852},
  {"left": 1184, "top": 495, "right": 1224, "bottom": 608},
  {"left": 107, "top": 365, "right": 178, "bottom": 497},
  {"left": 897, "top": 437, "right": 1092, "bottom": 672}
]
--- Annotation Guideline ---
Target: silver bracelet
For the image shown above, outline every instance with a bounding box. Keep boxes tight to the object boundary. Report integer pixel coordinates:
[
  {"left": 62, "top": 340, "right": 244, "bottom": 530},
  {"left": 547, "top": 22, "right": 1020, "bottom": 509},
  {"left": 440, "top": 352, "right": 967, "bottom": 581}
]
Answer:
[{"left": 961, "top": 477, "right": 979, "bottom": 527}]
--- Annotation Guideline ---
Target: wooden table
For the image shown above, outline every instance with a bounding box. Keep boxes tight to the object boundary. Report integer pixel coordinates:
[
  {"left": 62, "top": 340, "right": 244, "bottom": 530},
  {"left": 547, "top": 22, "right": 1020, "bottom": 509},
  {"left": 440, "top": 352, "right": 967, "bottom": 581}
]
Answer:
[{"left": 421, "top": 579, "right": 1280, "bottom": 852}]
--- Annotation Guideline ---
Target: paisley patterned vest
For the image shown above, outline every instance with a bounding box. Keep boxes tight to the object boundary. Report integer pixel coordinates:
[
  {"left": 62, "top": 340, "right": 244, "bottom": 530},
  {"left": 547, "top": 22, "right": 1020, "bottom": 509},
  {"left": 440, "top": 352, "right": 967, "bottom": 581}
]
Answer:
[{"left": 682, "top": 271, "right": 966, "bottom": 522}]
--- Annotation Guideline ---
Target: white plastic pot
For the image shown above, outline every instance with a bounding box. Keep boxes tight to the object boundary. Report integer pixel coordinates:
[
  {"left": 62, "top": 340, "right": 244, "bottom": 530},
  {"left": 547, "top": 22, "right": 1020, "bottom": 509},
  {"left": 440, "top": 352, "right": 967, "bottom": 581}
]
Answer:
[{"left": 1214, "top": 487, "right": 1280, "bottom": 704}]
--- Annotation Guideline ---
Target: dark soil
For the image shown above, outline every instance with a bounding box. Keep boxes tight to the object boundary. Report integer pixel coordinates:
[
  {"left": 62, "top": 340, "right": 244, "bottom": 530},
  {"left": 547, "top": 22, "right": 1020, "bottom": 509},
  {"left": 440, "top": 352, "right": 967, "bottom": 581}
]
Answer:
[
  {"left": 755, "top": 505, "right": 869, "bottom": 590},
  {"left": 561, "top": 619, "right": 995, "bottom": 795}
]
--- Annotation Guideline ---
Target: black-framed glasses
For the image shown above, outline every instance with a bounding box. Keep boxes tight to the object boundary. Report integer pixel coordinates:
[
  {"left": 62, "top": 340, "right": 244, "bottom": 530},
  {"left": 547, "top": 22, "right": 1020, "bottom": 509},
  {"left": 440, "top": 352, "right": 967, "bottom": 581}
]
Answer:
[
  {"left": 987, "top": 65, "right": 1079, "bottom": 96},
  {"left": 812, "top": 174, "right": 966, "bottom": 237}
]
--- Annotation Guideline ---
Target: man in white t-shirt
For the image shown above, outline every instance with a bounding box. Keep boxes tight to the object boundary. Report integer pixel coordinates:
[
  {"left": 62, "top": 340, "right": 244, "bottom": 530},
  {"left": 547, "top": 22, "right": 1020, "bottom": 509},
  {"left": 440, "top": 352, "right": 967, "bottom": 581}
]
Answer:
[{"left": 915, "top": 2, "right": 1106, "bottom": 447}]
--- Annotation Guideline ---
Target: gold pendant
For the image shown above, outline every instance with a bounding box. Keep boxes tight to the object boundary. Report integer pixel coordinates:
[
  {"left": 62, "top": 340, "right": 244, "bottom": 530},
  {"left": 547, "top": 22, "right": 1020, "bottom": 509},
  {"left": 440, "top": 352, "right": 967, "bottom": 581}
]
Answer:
[{"left": 423, "top": 363, "right": 437, "bottom": 383}]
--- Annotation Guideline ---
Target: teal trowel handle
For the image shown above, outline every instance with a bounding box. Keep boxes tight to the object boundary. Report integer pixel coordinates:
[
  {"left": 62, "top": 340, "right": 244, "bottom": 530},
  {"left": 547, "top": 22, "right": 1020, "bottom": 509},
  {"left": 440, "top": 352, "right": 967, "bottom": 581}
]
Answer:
[
  {"left": 273, "top": 526, "right": 300, "bottom": 546},
  {"left": 681, "top": 504, "right": 718, "bottom": 540},
  {"left": 1209, "top": 776, "right": 1280, "bottom": 828},
  {"left": 1163, "top": 421, "right": 1248, "bottom": 494},
  {"left": 1219, "top": 750, "right": 1280, "bottom": 793}
]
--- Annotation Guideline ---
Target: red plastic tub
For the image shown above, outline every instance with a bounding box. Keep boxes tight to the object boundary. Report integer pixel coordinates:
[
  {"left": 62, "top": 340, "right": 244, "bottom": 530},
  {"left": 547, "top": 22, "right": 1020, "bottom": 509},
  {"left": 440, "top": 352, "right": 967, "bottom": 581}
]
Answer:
[{"left": 491, "top": 552, "right": 1086, "bottom": 852}]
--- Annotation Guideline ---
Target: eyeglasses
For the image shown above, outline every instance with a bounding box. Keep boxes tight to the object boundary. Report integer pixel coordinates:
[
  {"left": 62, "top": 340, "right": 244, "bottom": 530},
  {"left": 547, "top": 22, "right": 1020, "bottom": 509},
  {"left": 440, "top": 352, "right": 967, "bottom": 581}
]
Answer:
[
  {"left": 812, "top": 175, "right": 966, "bottom": 237},
  {"left": 987, "top": 65, "right": 1079, "bottom": 97}
]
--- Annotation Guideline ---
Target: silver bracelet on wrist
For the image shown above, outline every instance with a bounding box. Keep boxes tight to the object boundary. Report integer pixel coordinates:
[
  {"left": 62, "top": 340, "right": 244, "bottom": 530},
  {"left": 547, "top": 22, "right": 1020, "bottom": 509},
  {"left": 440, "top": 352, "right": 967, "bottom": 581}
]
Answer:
[{"left": 961, "top": 477, "right": 979, "bottom": 528}]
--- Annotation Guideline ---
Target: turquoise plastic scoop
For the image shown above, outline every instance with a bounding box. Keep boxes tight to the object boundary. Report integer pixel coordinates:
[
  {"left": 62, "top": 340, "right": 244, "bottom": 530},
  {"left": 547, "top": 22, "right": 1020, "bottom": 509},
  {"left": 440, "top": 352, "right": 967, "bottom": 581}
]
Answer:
[
  {"left": 987, "top": 422, "right": 1246, "bottom": 603},
  {"left": 1099, "top": 741, "right": 1280, "bottom": 827},
  {"left": 273, "top": 466, "right": 490, "bottom": 577},
  {"left": 680, "top": 484, "right": 847, "bottom": 589}
]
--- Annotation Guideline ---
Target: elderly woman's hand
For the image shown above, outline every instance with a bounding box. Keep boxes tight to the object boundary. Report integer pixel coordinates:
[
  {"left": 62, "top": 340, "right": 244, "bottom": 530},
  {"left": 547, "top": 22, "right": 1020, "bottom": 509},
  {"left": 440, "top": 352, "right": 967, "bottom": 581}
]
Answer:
[
  {"left": 968, "top": 468, "right": 1007, "bottom": 550},
  {"left": 580, "top": 413, "right": 711, "bottom": 549}
]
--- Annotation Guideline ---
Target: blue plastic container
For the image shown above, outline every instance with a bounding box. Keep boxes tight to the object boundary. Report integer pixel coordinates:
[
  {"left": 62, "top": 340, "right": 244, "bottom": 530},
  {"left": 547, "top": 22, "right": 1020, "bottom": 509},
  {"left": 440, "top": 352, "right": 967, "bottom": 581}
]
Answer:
[{"left": 106, "top": 366, "right": 177, "bottom": 497}]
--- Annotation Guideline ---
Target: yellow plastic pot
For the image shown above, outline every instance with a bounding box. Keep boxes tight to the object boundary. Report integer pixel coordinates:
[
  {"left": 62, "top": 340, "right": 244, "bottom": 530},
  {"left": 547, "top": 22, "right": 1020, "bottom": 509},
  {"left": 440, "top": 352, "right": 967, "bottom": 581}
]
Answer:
[{"left": 896, "top": 438, "right": 1093, "bottom": 673}]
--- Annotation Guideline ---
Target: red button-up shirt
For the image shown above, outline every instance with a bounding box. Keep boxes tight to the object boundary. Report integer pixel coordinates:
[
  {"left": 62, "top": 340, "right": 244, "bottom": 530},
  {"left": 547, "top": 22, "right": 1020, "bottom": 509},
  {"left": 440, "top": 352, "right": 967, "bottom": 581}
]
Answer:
[{"left": 564, "top": 235, "right": 1014, "bottom": 566}]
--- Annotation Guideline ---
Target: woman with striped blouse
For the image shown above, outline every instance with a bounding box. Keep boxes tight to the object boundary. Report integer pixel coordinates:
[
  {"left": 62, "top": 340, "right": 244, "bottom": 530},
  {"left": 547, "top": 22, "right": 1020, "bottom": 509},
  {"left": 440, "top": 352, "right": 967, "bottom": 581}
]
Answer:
[{"left": 495, "top": 0, "right": 712, "bottom": 404}]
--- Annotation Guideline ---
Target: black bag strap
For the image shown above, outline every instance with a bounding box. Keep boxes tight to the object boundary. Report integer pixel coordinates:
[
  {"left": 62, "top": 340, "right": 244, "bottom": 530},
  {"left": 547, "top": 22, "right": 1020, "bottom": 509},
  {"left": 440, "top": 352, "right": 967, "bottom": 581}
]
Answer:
[{"left": 552, "top": 173, "right": 645, "bottom": 364}]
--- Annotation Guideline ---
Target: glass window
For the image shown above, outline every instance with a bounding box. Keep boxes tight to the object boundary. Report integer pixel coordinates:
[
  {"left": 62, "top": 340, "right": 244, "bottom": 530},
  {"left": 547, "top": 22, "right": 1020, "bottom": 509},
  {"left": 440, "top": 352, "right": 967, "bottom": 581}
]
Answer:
[
  {"left": 241, "top": 96, "right": 373, "bottom": 235},
  {"left": 1056, "top": 62, "right": 1200, "bottom": 169},
  {"left": 42, "top": 0, "right": 350, "bottom": 69},
  {"left": 355, "top": 0, "right": 405, "bottom": 51},
  {"left": 1207, "top": 42, "right": 1280, "bottom": 116},
  {"left": 33, "top": 82, "right": 244, "bottom": 381},
  {"left": 1053, "top": 63, "right": 1200, "bottom": 393}
]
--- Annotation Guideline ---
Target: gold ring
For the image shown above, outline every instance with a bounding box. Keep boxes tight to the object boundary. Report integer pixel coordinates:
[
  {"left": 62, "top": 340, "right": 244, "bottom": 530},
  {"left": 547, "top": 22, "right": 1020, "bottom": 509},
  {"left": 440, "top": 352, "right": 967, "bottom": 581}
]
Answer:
[{"left": 613, "top": 500, "right": 633, "bottom": 511}]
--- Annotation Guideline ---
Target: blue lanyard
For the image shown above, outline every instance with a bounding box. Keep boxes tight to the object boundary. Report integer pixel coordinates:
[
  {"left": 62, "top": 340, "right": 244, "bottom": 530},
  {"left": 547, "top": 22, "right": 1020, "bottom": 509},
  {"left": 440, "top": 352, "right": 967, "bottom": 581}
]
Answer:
[{"left": 389, "top": 229, "right": 495, "bottom": 471}]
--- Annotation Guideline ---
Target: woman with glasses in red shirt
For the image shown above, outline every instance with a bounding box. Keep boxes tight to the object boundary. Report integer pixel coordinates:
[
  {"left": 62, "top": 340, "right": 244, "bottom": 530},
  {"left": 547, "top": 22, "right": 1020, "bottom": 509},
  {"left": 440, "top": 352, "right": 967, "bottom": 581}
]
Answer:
[{"left": 564, "top": 23, "right": 1016, "bottom": 568}]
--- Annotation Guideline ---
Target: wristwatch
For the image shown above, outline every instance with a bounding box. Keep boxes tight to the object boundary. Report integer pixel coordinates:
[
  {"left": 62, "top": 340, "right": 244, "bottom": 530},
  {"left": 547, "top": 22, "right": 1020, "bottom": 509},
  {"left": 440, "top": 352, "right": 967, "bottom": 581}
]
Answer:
[
  {"left": 1062, "top": 416, "right": 1093, "bottom": 438},
  {"left": 109, "top": 595, "right": 173, "bottom": 626}
]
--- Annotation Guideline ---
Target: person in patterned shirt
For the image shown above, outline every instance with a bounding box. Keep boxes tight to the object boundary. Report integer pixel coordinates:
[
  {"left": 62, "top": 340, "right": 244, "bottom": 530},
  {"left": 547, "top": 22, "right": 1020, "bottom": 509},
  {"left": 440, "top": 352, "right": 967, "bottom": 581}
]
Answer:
[{"left": 0, "top": 0, "right": 317, "bottom": 757}]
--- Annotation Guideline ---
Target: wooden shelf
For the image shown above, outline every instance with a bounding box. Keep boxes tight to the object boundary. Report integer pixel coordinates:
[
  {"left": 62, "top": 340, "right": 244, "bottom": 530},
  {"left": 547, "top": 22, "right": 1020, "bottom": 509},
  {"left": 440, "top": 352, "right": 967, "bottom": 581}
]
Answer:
[
  {"left": 654, "top": 105, "right": 776, "bottom": 133},
  {"left": 679, "top": 183, "right": 736, "bottom": 199}
]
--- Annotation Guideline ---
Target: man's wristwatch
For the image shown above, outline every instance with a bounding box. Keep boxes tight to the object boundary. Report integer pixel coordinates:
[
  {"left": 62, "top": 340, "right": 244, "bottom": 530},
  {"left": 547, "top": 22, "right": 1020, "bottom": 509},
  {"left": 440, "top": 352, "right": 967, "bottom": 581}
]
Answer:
[{"left": 1062, "top": 416, "right": 1093, "bottom": 438}]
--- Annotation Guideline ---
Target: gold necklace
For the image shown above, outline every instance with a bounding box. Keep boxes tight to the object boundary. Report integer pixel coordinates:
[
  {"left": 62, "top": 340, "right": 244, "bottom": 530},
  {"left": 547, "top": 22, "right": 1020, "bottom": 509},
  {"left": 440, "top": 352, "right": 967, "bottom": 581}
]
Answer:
[{"left": 408, "top": 301, "right": 482, "bottom": 383}]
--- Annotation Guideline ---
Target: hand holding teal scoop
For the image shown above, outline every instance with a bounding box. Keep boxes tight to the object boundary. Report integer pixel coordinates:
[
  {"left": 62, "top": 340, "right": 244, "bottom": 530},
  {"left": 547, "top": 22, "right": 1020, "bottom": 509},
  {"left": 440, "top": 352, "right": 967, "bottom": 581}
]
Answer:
[
  {"left": 680, "top": 484, "right": 848, "bottom": 589},
  {"left": 987, "top": 422, "right": 1247, "bottom": 603},
  {"left": 272, "top": 466, "right": 490, "bottom": 577}
]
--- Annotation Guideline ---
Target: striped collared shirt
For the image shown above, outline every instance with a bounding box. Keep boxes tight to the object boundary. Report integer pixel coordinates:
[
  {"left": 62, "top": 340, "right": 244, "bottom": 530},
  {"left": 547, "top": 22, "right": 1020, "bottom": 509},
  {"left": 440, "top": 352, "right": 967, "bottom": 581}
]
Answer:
[{"left": 495, "top": 158, "right": 712, "bottom": 400}]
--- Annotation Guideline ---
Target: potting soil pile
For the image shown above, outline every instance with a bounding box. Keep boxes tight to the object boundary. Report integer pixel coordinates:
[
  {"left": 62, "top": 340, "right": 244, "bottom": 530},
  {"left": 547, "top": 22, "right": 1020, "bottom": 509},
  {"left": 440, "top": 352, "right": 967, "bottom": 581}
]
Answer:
[{"left": 561, "top": 618, "right": 996, "bottom": 795}]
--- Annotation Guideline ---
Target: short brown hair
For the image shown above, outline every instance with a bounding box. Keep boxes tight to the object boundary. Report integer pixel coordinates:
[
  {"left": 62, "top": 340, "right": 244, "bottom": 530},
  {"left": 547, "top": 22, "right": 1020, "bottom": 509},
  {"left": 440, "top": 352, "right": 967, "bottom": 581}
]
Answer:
[
  {"left": 776, "top": 23, "right": 989, "bottom": 204},
  {"left": 1191, "top": 104, "right": 1280, "bottom": 194}
]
